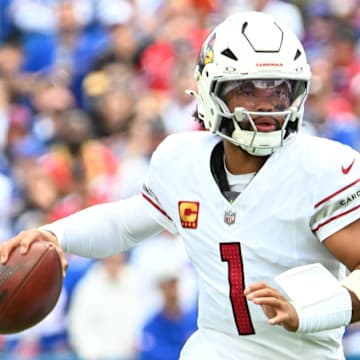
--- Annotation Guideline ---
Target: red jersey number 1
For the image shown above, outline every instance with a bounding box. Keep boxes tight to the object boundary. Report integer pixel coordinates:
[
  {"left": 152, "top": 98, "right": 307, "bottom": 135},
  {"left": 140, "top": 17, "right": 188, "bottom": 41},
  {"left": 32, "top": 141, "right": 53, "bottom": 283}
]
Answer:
[{"left": 220, "top": 242, "right": 255, "bottom": 335}]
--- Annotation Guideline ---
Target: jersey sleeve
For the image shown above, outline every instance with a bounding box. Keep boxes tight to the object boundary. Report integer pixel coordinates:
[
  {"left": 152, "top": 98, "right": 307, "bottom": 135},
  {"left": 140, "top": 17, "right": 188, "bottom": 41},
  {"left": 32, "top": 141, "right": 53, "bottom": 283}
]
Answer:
[
  {"left": 142, "top": 136, "right": 179, "bottom": 235},
  {"left": 310, "top": 144, "right": 360, "bottom": 241}
]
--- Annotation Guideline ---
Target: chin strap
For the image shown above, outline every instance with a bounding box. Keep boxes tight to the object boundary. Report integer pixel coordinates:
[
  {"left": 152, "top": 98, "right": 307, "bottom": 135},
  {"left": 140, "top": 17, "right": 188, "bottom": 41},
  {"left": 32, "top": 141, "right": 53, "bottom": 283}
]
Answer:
[{"left": 230, "top": 118, "right": 281, "bottom": 156}]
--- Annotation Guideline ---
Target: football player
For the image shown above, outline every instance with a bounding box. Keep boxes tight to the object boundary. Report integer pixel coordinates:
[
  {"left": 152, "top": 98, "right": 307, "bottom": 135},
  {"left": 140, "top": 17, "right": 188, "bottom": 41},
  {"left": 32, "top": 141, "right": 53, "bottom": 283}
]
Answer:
[{"left": 2, "top": 11, "right": 360, "bottom": 360}]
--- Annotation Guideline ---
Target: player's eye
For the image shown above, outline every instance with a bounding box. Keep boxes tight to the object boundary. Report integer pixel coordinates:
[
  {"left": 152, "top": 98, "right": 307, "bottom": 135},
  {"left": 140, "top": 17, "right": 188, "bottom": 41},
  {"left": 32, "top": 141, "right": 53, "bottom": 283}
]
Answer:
[
  {"left": 271, "top": 86, "right": 291, "bottom": 104},
  {"left": 241, "top": 89, "right": 255, "bottom": 96},
  {"left": 275, "top": 88, "right": 289, "bottom": 97},
  {"left": 236, "top": 84, "right": 255, "bottom": 96}
]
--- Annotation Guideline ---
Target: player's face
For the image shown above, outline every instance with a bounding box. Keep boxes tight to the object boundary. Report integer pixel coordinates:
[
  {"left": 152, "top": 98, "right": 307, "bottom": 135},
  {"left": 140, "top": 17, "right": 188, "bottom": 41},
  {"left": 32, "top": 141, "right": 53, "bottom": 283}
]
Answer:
[{"left": 223, "top": 80, "right": 291, "bottom": 132}]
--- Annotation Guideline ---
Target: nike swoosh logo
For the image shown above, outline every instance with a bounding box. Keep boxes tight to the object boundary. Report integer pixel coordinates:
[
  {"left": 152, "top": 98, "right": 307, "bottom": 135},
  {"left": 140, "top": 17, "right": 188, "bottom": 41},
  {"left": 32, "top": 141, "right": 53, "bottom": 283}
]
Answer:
[{"left": 342, "top": 159, "right": 355, "bottom": 174}]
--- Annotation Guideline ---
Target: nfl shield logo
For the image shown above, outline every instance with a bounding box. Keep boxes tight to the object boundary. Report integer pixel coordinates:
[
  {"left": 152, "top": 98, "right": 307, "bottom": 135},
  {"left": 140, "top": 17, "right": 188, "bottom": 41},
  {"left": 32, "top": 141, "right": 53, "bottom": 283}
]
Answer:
[{"left": 224, "top": 210, "right": 236, "bottom": 225}]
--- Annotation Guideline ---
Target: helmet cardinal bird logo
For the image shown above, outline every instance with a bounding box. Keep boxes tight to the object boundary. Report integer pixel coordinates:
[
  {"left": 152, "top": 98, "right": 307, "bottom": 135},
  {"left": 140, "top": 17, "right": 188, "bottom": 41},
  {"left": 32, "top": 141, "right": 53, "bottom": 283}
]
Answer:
[{"left": 198, "top": 32, "right": 216, "bottom": 74}]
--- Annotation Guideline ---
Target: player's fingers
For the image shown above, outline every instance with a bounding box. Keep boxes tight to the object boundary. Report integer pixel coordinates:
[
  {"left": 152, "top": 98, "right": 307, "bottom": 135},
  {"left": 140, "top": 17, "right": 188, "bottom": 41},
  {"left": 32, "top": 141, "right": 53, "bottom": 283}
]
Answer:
[
  {"left": 0, "top": 234, "right": 28, "bottom": 263},
  {"left": 20, "top": 230, "right": 67, "bottom": 278},
  {"left": 251, "top": 296, "right": 283, "bottom": 307},
  {"left": 268, "top": 311, "right": 298, "bottom": 332},
  {"left": 268, "top": 313, "right": 287, "bottom": 326},
  {"left": 61, "top": 259, "right": 68, "bottom": 278},
  {"left": 19, "top": 230, "right": 43, "bottom": 254},
  {"left": 246, "top": 288, "right": 273, "bottom": 299},
  {"left": 37, "top": 230, "right": 68, "bottom": 278},
  {"left": 61, "top": 260, "right": 68, "bottom": 278},
  {"left": 252, "top": 298, "right": 287, "bottom": 324},
  {"left": 19, "top": 229, "right": 60, "bottom": 253},
  {"left": 52, "top": 244, "right": 68, "bottom": 278},
  {"left": 38, "top": 230, "right": 68, "bottom": 277},
  {"left": 246, "top": 287, "right": 281, "bottom": 300},
  {"left": 252, "top": 297, "right": 298, "bottom": 331},
  {"left": 0, "top": 244, "right": 9, "bottom": 263},
  {"left": 244, "top": 282, "right": 269, "bottom": 295}
]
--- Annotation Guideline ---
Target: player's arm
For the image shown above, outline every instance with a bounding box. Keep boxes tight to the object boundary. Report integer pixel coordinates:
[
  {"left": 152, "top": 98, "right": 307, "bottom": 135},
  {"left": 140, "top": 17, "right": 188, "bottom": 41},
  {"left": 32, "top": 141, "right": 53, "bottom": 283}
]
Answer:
[
  {"left": 323, "top": 218, "right": 360, "bottom": 323},
  {"left": 0, "top": 194, "right": 165, "bottom": 275},
  {"left": 246, "top": 219, "right": 360, "bottom": 333}
]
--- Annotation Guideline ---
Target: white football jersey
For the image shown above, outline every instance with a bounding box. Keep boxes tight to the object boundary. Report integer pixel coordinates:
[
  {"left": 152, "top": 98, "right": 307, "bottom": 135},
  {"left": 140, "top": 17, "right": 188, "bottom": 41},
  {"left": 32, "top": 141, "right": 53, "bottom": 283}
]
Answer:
[{"left": 142, "top": 131, "right": 360, "bottom": 359}]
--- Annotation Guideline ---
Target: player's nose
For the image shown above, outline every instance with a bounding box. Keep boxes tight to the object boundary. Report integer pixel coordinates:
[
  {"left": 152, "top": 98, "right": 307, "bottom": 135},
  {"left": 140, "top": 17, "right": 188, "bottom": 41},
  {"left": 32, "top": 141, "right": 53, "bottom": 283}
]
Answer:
[{"left": 254, "top": 97, "right": 276, "bottom": 112}]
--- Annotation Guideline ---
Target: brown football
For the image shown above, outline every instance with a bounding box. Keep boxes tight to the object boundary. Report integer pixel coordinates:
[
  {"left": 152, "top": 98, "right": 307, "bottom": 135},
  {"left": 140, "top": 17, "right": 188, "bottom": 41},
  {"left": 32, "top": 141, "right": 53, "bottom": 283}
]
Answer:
[{"left": 0, "top": 240, "right": 63, "bottom": 334}]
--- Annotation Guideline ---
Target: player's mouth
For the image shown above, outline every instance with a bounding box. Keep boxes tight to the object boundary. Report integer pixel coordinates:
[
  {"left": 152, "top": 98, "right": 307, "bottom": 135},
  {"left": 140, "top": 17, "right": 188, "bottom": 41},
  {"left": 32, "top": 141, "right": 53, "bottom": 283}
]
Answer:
[{"left": 253, "top": 117, "right": 281, "bottom": 132}]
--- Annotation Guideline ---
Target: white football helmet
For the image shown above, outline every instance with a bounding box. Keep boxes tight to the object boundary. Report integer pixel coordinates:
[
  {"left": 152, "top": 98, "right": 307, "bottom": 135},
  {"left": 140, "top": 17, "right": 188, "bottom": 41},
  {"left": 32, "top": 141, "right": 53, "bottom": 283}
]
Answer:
[{"left": 193, "top": 11, "right": 311, "bottom": 156}]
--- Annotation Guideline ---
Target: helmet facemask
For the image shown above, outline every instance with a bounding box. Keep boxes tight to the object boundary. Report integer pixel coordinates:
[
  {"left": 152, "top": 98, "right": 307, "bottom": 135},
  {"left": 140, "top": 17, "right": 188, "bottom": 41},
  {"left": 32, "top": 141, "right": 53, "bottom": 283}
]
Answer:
[{"left": 212, "top": 78, "right": 308, "bottom": 156}]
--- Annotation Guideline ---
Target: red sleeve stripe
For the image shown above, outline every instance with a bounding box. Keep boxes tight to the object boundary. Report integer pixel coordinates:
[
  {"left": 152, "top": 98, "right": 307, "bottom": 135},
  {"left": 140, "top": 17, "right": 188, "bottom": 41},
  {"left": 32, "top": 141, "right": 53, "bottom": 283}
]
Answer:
[
  {"left": 314, "top": 177, "right": 360, "bottom": 209},
  {"left": 142, "top": 192, "right": 172, "bottom": 221},
  {"left": 312, "top": 203, "right": 360, "bottom": 233}
]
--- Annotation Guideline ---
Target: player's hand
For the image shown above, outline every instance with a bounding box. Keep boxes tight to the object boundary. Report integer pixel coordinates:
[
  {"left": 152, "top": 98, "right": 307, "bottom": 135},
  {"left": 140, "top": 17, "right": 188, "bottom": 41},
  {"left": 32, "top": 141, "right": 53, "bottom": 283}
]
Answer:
[
  {"left": 244, "top": 282, "right": 299, "bottom": 332},
  {"left": 0, "top": 229, "right": 68, "bottom": 278}
]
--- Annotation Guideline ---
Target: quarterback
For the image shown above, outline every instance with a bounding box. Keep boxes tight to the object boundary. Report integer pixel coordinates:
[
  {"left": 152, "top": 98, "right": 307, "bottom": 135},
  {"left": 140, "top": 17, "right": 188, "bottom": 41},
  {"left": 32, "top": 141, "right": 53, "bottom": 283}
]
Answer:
[{"left": 2, "top": 11, "right": 360, "bottom": 360}]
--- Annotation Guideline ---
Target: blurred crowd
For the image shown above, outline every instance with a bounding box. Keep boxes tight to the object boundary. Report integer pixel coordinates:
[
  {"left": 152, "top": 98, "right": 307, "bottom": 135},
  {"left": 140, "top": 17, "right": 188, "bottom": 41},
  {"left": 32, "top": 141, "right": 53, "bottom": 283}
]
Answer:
[{"left": 0, "top": 0, "right": 360, "bottom": 359}]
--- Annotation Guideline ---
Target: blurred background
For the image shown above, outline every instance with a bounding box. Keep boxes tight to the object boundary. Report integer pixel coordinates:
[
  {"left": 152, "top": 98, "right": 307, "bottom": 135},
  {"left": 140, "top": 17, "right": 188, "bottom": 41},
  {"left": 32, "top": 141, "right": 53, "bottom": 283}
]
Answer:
[{"left": 1, "top": 0, "right": 360, "bottom": 359}]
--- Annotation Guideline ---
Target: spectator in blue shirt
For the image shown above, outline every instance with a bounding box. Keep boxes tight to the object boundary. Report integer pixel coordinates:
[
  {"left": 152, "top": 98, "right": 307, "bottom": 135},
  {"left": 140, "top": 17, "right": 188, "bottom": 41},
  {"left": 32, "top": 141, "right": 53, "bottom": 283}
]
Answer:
[{"left": 139, "top": 269, "right": 197, "bottom": 360}]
